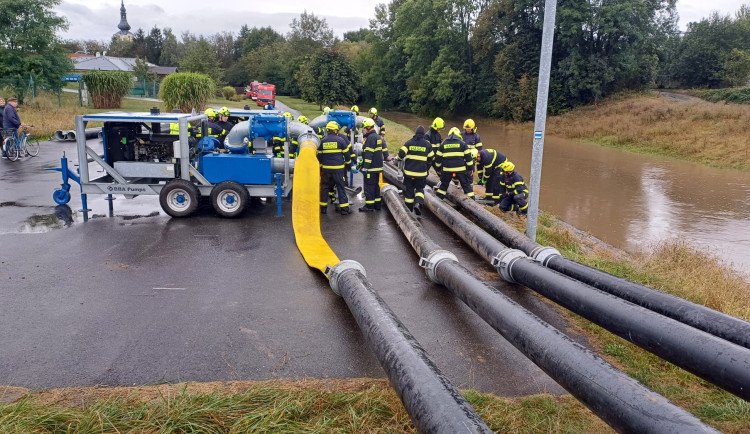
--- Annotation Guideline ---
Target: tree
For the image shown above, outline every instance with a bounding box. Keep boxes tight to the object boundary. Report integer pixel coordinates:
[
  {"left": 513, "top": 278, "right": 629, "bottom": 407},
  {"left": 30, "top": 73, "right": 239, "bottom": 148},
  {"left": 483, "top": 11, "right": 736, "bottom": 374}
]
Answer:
[
  {"left": 239, "top": 26, "right": 284, "bottom": 56},
  {"left": 288, "top": 11, "right": 335, "bottom": 55},
  {"left": 159, "top": 28, "right": 181, "bottom": 66},
  {"left": 179, "top": 37, "right": 223, "bottom": 81},
  {"left": 145, "top": 26, "right": 163, "bottom": 64},
  {"left": 343, "top": 28, "right": 371, "bottom": 42},
  {"left": 209, "top": 31, "right": 236, "bottom": 69},
  {"left": 296, "top": 50, "right": 359, "bottom": 108},
  {"left": 0, "top": 0, "right": 72, "bottom": 101},
  {"left": 131, "top": 28, "right": 147, "bottom": 58}
]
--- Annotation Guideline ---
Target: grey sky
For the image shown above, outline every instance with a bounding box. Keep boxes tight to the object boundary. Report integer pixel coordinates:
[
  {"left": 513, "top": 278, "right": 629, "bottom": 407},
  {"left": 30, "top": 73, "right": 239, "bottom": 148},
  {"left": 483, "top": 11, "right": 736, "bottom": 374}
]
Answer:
[{"left": 55, "top": 0, "right": 744, "bottom": 42}]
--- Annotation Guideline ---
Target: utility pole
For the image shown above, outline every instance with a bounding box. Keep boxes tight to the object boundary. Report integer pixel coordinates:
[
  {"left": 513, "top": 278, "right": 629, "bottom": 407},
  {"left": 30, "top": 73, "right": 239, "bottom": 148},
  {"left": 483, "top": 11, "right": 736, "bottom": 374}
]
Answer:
[{"left": 525, "top": 0, "right": 558, "bottom": 240}]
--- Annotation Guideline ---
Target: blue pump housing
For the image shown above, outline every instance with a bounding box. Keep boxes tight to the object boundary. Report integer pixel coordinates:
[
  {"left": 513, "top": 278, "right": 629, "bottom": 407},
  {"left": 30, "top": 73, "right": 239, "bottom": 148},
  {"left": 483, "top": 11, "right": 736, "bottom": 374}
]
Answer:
[
  {"left": 249, "top": 113, "right": 287, "bottom": 142},
  {"left": 327, "top": 111, "right": 355, "bottom": 130}
]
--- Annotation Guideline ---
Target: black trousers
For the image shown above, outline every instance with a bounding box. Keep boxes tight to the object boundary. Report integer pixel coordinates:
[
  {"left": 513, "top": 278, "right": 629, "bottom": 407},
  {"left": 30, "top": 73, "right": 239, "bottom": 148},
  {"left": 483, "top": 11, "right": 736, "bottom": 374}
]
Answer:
[
  {"left": 499, "top": 192, "right": 529, "bottom": 214},
  {"left": 436, "top": 170, "right": 474, "bottom": 199},
  {"left": 485, "top": 169, "right": 502, "bottom": 202},
  {"left": 320, "top": 169, "right": 349, "bottom": 209},
  {"left": 403, "top": 176, "right": 427, "bottom": 210},
  {"left": 363, "top": 171, "right": 381, "bottom": 209}
]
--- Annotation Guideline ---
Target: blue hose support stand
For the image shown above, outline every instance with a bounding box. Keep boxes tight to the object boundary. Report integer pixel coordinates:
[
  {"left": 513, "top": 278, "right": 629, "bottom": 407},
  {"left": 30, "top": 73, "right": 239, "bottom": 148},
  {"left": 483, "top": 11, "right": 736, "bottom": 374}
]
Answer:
[
  {"left": 274, "top": 173, "right": 283, "bottom": 217},
  {"left": 46, "top": 152, "right": 90, "bottom": 221}
]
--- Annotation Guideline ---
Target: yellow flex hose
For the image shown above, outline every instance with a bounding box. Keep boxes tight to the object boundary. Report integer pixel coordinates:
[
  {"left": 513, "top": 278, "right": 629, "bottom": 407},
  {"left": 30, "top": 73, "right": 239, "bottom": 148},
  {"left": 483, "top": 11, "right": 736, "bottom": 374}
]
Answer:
[{"left": 292, "top": 140, "right": 340, "bottom": 274}]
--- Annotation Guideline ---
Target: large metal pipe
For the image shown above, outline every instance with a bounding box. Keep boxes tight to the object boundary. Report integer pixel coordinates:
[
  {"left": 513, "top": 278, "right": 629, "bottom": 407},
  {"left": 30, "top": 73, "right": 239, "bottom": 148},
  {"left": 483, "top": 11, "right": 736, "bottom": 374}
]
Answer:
[
  {"left": 380, "top": 185, "right": 717, "bottom": 433},
  {"left": 326, "top": 261, "right": 491, "bottom": 434},
  {"left": 406, "top": 176, "right": 750, "bottom": 401},
  {"left": 53, "top": 130, "right": 65, "bottom": 141},
  {"left": 418, "top": 166, "right": 750, "bottom": 351}
]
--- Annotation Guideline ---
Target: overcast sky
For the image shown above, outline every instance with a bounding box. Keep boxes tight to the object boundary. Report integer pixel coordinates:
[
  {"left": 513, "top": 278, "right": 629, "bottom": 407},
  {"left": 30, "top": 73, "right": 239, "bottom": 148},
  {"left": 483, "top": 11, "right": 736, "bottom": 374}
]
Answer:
[{"left": 55, "top": 0, "right": 744, "bottom": 42}]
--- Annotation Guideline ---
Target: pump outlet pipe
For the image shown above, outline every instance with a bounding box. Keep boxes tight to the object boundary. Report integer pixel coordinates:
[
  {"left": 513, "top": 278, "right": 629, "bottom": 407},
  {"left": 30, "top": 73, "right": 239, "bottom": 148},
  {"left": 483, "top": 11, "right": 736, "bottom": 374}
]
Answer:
[
  {"left": 419, "top": 168, "right": 750, "bottom": 351},
  {"left": 380, "top": 184, "right": 716, "bottom": 433},
  {"left": 397, "top": 173, "right": 750, "bottom": 402},
  {"left": 326, "top": 262, "right": 491, "bottom": 434}
]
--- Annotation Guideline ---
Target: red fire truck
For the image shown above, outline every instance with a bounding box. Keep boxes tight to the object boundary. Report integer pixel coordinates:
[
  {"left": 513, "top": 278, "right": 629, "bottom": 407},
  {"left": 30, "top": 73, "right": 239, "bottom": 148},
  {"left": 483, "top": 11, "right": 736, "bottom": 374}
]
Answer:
[{"left": 255, "top": 82, "right": 276, "bottom": 107}]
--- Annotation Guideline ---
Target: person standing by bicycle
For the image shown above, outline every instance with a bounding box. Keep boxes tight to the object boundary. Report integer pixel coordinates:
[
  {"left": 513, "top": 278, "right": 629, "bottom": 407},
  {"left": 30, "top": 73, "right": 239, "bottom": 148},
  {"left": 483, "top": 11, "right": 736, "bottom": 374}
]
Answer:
[{"left": 3, "top": 98, "right": 27, "bottom": 158}]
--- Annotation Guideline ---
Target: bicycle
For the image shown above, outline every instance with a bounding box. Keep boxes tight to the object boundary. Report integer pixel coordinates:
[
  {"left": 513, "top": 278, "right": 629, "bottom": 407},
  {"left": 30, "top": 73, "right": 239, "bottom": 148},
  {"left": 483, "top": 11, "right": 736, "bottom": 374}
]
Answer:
[{"left": 3, "top": 126, "right": 39, "bottom": 162}]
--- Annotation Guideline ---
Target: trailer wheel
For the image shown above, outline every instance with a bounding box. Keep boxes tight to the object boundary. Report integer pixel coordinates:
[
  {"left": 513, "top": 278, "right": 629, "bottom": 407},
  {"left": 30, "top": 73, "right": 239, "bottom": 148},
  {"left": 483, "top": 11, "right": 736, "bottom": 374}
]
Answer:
[
  {"left": 53, "top": 189, "right": 71, "bottom": 205},
  {"left": 210, "top": 181, "right": 248, "bottom": 218},
  {"left": 160, "top": 179, "right": 200, "bottom": 217}
]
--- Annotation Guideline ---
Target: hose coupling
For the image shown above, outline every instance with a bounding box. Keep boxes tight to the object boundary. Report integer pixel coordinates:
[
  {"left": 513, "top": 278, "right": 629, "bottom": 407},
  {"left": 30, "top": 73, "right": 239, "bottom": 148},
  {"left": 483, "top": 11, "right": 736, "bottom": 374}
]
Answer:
[
  {"left": 492, "top": 248, "right": 527, "bottom": 283},
  {"left": 382, "top": 184, "right": 399, "bottom": 195},
  {"left": 418, "top": 250, "right": 458, "bottom": 284},
  {"left": 530, "top": 246, "right": 561, "bottom": 267},
  {"left": 325, "top": 260, "right": 367, "bottom": 297}
]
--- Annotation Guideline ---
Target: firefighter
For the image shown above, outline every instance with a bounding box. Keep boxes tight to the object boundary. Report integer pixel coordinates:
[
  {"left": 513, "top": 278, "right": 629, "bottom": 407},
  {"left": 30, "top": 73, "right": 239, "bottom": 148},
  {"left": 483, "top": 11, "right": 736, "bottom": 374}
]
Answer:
[
  {"left": 425, "top": 117, "right": 445, "bottom": 157},
  {"left": 476, "top": 149, "right": 507, "bottom": 204},
  {"left": 216, "top": 106, "right": 234, "bottom": 140},
  {"left": 397, "top": 125, "right": 434, "bottom": 215},
  {"left": 359, "top": 118, "right": 384, "bottom": 212},
  {"left": 272, "top": 112, "right": 294, "bottom": 158},
  {"left": 463, "top": 119, "right": 483, "bottom": 152},
  {"left": 498, "top": 161, "right": 529, "bottom": 216},
  {"left": 369, "top": 107, "right": 392, "bottom": 162},
  {"left": 318, "top": 121, "right": 351, "bottom": 215},
  {"left": 297, "top": 115, "right": 309, "bottom": 125},
  {"left": 434, "top": 127, "right": 475, "bottom": 200},
  {"left": 323, "top": 106, "right": 332, "bottom": 115},
  {"left": 203, "top": 108, "right": 227, "bottom": 147},
  {"left": 351, "top": 105, "right": 359, "bottom": 116}
]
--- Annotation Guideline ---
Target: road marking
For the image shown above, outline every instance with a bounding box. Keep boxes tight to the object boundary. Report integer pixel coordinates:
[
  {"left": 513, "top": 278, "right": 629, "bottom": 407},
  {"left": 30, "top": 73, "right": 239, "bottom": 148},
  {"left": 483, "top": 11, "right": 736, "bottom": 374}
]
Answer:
[{"left": 152, "top": 287, "right": 186, "bottom": 290}]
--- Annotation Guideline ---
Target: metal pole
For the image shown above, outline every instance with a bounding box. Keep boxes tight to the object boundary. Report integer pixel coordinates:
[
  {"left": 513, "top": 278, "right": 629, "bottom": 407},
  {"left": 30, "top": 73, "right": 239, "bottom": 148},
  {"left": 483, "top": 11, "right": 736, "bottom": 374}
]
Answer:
[{"left": 526, "top": 0, "right": 558, "bottom": 240}]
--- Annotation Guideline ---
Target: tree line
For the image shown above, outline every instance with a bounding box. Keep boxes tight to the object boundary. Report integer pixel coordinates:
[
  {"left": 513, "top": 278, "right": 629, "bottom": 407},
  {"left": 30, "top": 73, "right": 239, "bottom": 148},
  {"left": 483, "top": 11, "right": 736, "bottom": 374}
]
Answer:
[{"left": 5, "top": 1, "right": 750, "bottom": 119}]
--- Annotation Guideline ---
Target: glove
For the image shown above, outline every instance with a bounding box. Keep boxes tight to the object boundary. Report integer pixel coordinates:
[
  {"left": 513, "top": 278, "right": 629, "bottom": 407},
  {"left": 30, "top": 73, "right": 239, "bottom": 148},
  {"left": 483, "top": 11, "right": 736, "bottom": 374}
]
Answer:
[
  {"left": 361, "top": 167, "right": 368, "bottom": 173},
  {"left": 478, "top": 178, "right": 486, "bottom": 186},
  {"left": 356, "top": 160, "right": 364, "bottom": 170}
]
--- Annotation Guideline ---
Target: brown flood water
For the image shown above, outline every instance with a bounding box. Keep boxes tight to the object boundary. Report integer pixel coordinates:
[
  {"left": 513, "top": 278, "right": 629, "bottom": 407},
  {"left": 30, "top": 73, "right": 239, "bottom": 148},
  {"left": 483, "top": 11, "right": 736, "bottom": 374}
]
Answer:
[{"left": 386, "top": 112, "right": 750, "bottom": 277}]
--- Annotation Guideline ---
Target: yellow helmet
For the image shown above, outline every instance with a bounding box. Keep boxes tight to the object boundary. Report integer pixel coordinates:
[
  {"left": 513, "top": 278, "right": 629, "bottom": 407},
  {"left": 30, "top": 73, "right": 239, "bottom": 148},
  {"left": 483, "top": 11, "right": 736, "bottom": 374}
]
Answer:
[
  {"left": 431, "top": 117, "right": 445, "bottom": 130},
  {"left": 351, "top": 105, "right": 359, "bottom": 114},
  {"left": 448, "top": 127, "right": 463, "bottom": 140},
  {"left": 326, "top": 121, "right": 340, "bottom": 131},
  {"left": 362, "top": 118, "right": 376, "bottom": 129},
  {"left": 464, "top": 119, "right": 476, "bottom": 132},
  {"left": 323, "top": 106, "right": 331, "bottom": 113},
  {"left": 218, "top": 106, "right": 230, "bottom": 116},
  {"left": 369, "top": 107, "right": 378, "bottom": 116},
  {"left": 204, "top": 108, "right": 217, "bottom": 118},
  {"left": 500, "top": 161, "right": 515, "bottom": 172},
  {"left": 297, "top": 115, "right": 309, "bottom": 125},
  {"left": 283, "top": 112, "right": 293, "bottom": 119},
  {"left": 469, "top": 148, "right": 478, "bottom": 160}
]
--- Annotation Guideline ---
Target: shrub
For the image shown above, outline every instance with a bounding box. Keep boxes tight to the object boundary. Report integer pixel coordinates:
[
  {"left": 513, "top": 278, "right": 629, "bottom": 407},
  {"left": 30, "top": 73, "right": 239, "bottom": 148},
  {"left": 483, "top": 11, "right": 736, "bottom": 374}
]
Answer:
[
  {"left": 159, "top": 72, "right": 216, "bottom": 112},
  {"left": 82, "top": 71, "right": 132, "bottom": 109},
  {"left": 222, "top": 86, "right": 236, "bottom": 100}
]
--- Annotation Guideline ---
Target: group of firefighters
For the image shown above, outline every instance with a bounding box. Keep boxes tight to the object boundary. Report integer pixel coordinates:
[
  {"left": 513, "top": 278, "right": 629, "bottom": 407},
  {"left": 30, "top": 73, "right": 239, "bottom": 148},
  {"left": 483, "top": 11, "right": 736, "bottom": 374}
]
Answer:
[
  {"left": 193, "top": 104, "right": 528, "bottom": 217},
  {"left": 317, "top": 106, "right": 529, "bottom": 217}
]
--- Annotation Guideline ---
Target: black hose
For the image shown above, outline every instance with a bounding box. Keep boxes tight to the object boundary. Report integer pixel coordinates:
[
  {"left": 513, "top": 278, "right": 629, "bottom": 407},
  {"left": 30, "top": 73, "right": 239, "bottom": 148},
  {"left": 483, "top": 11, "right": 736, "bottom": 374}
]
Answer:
[
  {"left": 417, "top": 183, "right": 750, "bottom": 401},
  {"left": 330, "top": 264, "right": 491, "bottom": 433},
  {"left": 381, "top": 186, "right": 717, "bottom": 433},
  {"left": 394, "top": 162, "right": 750, "bottom": 352}
]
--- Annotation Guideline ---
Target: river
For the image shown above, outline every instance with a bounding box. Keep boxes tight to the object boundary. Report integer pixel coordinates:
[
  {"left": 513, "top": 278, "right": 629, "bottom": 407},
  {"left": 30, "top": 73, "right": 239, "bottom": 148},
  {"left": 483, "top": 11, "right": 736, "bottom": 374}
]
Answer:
[{"left": 386, "top": 112, "right": 750, "bottom": 277}]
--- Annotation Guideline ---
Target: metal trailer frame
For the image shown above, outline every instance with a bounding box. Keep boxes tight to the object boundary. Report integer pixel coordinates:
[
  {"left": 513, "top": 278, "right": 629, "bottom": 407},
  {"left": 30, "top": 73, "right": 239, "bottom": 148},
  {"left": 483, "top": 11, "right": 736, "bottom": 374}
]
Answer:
[{"left": 61, "top": 111, "right": 295, "bottom": 219}]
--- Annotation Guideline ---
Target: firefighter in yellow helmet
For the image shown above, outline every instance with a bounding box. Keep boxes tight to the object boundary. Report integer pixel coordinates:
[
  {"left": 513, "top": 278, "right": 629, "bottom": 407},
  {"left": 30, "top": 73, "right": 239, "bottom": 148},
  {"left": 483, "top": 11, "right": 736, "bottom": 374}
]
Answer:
[
  {"left": 216, "top": 106, "right": 234, "bottom": 140},
  {"left": 476, "top": 148, "right": 508, "bottom": 204},
  {"left": 317, "top": 121, "right": 352, "bottom": 215},
  {"left": 351, "top": 105, "right": 359, "bottom": 116},
  {"left": 425, "top": 117, "right": 445, "bottom": 157},
  {"left": 434, "top": 127, "right": 475, "bottom": 200},
  {"left": 462, "top": 119, "right": 483, "bottom": 152},
  {"left": 358, "top": 117, "right": 384, "bottom": 212},
  {"left": 368, "top": 107, "right": 391, "bottom": 162},
  {"left": 498, "top": 161, "right": 529, "bottom": 216}
]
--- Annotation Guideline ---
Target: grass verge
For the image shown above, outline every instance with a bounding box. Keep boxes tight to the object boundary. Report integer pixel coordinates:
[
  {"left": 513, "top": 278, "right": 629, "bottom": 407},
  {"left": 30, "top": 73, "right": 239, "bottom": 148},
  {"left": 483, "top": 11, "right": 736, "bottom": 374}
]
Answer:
[{"left": 543, "top": 92, "right": 750, "bottom": 171}]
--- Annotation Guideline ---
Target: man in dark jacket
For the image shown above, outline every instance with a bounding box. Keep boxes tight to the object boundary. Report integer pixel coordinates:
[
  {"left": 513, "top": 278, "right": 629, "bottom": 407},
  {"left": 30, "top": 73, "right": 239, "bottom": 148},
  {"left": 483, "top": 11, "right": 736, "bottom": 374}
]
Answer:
[
  {"left": 397, "top": 125, "right": 434, "bottom": 215},
  {"left": 476, "top": 149, "right": 507, "bottom": 204},
  {"left": 434, "top": 127, "right": 474, "bottom": 200},
  {"left": 359, "top": 118, "right": 384, "bottom": 212},
  {"left": 317, "top": 121, "right": 352, "bottom": 215},
  {"left": 498, "top": 161, "right": 529, "bottom": 215}
]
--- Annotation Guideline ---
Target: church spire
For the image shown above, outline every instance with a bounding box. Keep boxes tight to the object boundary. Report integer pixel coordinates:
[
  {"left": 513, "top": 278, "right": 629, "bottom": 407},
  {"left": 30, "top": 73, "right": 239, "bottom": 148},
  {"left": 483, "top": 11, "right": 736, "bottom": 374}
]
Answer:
[{"left": 118, "top": 0, "right": 131, "bottom": 32}]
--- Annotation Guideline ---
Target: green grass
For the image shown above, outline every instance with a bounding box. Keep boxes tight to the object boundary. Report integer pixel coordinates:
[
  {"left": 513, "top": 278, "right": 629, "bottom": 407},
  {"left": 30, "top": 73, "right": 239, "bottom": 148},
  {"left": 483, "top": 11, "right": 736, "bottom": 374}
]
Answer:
[{"left": 691, "top": 87, "right": 750, "bottom": 105}]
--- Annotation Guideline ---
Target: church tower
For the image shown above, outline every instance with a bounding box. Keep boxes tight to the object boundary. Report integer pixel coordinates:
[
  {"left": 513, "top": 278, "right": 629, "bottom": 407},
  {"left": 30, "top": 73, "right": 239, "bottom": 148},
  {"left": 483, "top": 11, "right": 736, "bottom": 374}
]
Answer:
[{"left": 114, "top": 0, "right": 134, "bottom": 41}]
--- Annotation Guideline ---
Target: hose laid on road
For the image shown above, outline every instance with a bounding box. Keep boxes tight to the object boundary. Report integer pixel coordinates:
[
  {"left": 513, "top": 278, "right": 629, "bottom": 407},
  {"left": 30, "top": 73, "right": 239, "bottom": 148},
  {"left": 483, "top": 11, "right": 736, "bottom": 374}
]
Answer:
[
  {"left": 400, "top": 163, "right": 750, "bottom": 351},
  {"left": 380, "top": 184, "right": 717, "bottom": 433},
  {"left": 292, "top": 137, "right": 491, "bottom": 433}
]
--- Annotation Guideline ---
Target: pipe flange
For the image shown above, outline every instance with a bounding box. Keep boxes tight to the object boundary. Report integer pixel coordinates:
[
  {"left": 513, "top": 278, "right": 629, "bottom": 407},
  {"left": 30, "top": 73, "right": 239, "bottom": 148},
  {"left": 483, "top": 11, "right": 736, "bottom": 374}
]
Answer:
[
  {"left": 491, "top": 248, "right": 527, "bottom": 283},
  {"left": 530, "top": 246, "right": 561, "bottom": 267},
  {"left": 418, "top": 250, "right": 458, "bottom": 284},
  {"left": 325, "top": 260, "right": 367, "bottom": 297}
]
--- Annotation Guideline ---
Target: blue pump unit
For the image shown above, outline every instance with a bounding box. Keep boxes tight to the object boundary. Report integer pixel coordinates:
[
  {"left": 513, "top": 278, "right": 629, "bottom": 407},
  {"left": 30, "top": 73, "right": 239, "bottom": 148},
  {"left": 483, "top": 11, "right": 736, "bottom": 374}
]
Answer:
[
  {"left": 327, "top": 110, "right": 356, "bottom": 130},
  {"left": 250, "top": 113, "right": 287, "bottom": 142}
]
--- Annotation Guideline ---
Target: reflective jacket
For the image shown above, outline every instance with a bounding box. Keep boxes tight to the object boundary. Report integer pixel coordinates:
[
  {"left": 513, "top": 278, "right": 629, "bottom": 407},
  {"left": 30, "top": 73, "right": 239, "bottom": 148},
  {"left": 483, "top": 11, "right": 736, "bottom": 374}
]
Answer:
[
  {"left": 398, "top": 133, "right": 434, "bottom": 177},
  {"left": 362, "top": 130, "right": 383, "bottom": 172},
  {"left": 272, "top": 135, "right": 287, "bottom": 158},
  {"left": 435, "top": 135, "right": 471, "bottom": 172},
  {"left": 477, "top": 149, "right": 507, "bottom": 181},
  {"left": 500, "top": 171, "right": 529, "bottom": 196},
  {"left": 317, "top": 132, "right": 350, "bottom": 171},
  {"left": 339, "top": 132, "right": 356, "bottom": 167},
  {"left": 424, "top": 128, "right": 442, "bottom": 153},
  {"left": 463, "top": 131, "right": 483, "bottom": 151},
  {"left": 372, "top": 116, "right": 385, "bottom": 135}
]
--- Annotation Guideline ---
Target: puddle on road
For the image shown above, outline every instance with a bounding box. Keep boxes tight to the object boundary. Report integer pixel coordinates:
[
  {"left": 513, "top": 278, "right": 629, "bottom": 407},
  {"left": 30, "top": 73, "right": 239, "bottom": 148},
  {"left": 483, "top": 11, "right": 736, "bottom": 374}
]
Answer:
[{"left": 19, "top": 205, "right": 76, "bottom": 233}]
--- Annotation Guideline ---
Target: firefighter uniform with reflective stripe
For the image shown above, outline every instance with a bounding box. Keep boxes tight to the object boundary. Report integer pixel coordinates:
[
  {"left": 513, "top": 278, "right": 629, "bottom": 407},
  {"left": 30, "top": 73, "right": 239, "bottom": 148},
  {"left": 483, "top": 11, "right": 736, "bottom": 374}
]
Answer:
[
  {"left": 318, "top": 132, "right": 351, "bottom": 212},
  {"left": 272, "top": 136, "right": 287, "bottom": 158},
  {"left": 398, "top": 126, "right": 433, "bottom": 212},
  {"left": 361, "top": 130, "right": 384, "bottom": 210},
  {"left": 477, "top": 149, "right": 507, "bottom": 203},
  {"left": 434, "top": 135, "right": 474, "bottom": 199},
  {"left": 327, "top": 132, "right": 352, "bottom": 203},
  {"left": 424, "top": 128, "right": 442, "bottom": 160},
  {"left": 463, "top": 131, "right": 483, "bottom": 152},
  {"left": 498, "top": 170, "right": 529, "bottom": 214}
]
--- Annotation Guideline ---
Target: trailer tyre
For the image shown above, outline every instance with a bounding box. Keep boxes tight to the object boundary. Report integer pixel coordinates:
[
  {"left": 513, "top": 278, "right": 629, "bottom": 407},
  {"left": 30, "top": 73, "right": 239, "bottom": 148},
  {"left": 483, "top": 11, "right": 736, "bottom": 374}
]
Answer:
[
  {"left": 210, "top": 181, "right": 248, "bottom": 218},
  {"left": 53, "top": 189, "right": 71, "bottom": 205},
  {"left": 160, "top": 179, "right": 200, "bottom": 217}
]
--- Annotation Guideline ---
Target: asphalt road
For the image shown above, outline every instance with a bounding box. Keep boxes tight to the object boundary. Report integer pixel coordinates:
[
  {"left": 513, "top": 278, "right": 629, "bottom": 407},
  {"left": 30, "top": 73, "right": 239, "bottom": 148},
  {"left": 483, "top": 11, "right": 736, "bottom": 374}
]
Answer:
[{"left": 0, "top": 138, "right": 584, "bottom": 396}]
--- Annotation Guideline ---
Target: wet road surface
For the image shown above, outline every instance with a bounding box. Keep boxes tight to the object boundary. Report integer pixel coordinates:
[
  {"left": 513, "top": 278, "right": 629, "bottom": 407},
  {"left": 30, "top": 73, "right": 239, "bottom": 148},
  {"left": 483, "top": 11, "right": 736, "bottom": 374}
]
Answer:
[
  {"left": 0, "top": 139, "right": 584, "bottom": 396},
  {"left": 387, "top": 111, "right": 750, "bottom": 276}
]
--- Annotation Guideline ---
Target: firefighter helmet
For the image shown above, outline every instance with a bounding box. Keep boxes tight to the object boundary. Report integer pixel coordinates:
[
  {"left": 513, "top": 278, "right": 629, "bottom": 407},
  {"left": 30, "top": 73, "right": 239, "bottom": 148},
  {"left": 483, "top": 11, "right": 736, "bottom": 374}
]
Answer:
[
  {"left": 500, "top": 161, "right": 515, "bottom": 172},
  {"left": 323, "top": 106, "right": 331, "bottom": 113},
  {"left": 326, "top": 121, "right": 340, "bottom": 131},
  {"left": 448, "top": 127, "right": 463, "bottom": 140},
  {"left": 463, "top": 119, "right": 476, "bottom": 133},
  {"left": 297, "top": 115, "right": 309, "bottom": 125},
  {"left": 351, "top": 105, "right": 360, "bottom": 114},
  {"left": 283, "top": 112, "right": 293, "bottom": 119},
  {"left": 218, "top": 106, "right": 230, "bottom": 116},
  {"left": 204, "top": 108, "right": 217, "bottom": 118},
  {"left": 369, "top": 107, "right": 378, "bottom": 116},
  {"left": 469, "top": 148, "right": 478, "bottom": 161},
  {"left": 362, "top": 118, "right": 376, "bottom": 129},
  {"left": 431, "top": 117, "right": 445, "bottom": 130}
]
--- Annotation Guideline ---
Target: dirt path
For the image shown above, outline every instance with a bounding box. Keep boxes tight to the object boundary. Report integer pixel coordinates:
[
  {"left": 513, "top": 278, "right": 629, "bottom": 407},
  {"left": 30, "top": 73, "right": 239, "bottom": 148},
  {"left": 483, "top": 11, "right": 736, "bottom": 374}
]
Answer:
[{"left": 654, "top": 91, "right": 706, "bottom": 103}]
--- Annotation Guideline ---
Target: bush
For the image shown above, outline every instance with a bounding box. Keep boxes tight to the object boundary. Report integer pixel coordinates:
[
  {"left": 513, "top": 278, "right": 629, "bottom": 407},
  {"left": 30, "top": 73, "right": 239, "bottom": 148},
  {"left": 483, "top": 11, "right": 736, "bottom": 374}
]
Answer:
[
  {"left": 159, "top": 73, "right": 216, "bottom": 112},
  {"left": 222, "top": 86, "right": 236, "bottom": 100},
  {"left": 82, "top": 71, "right": 132, "bottom": 109}
]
